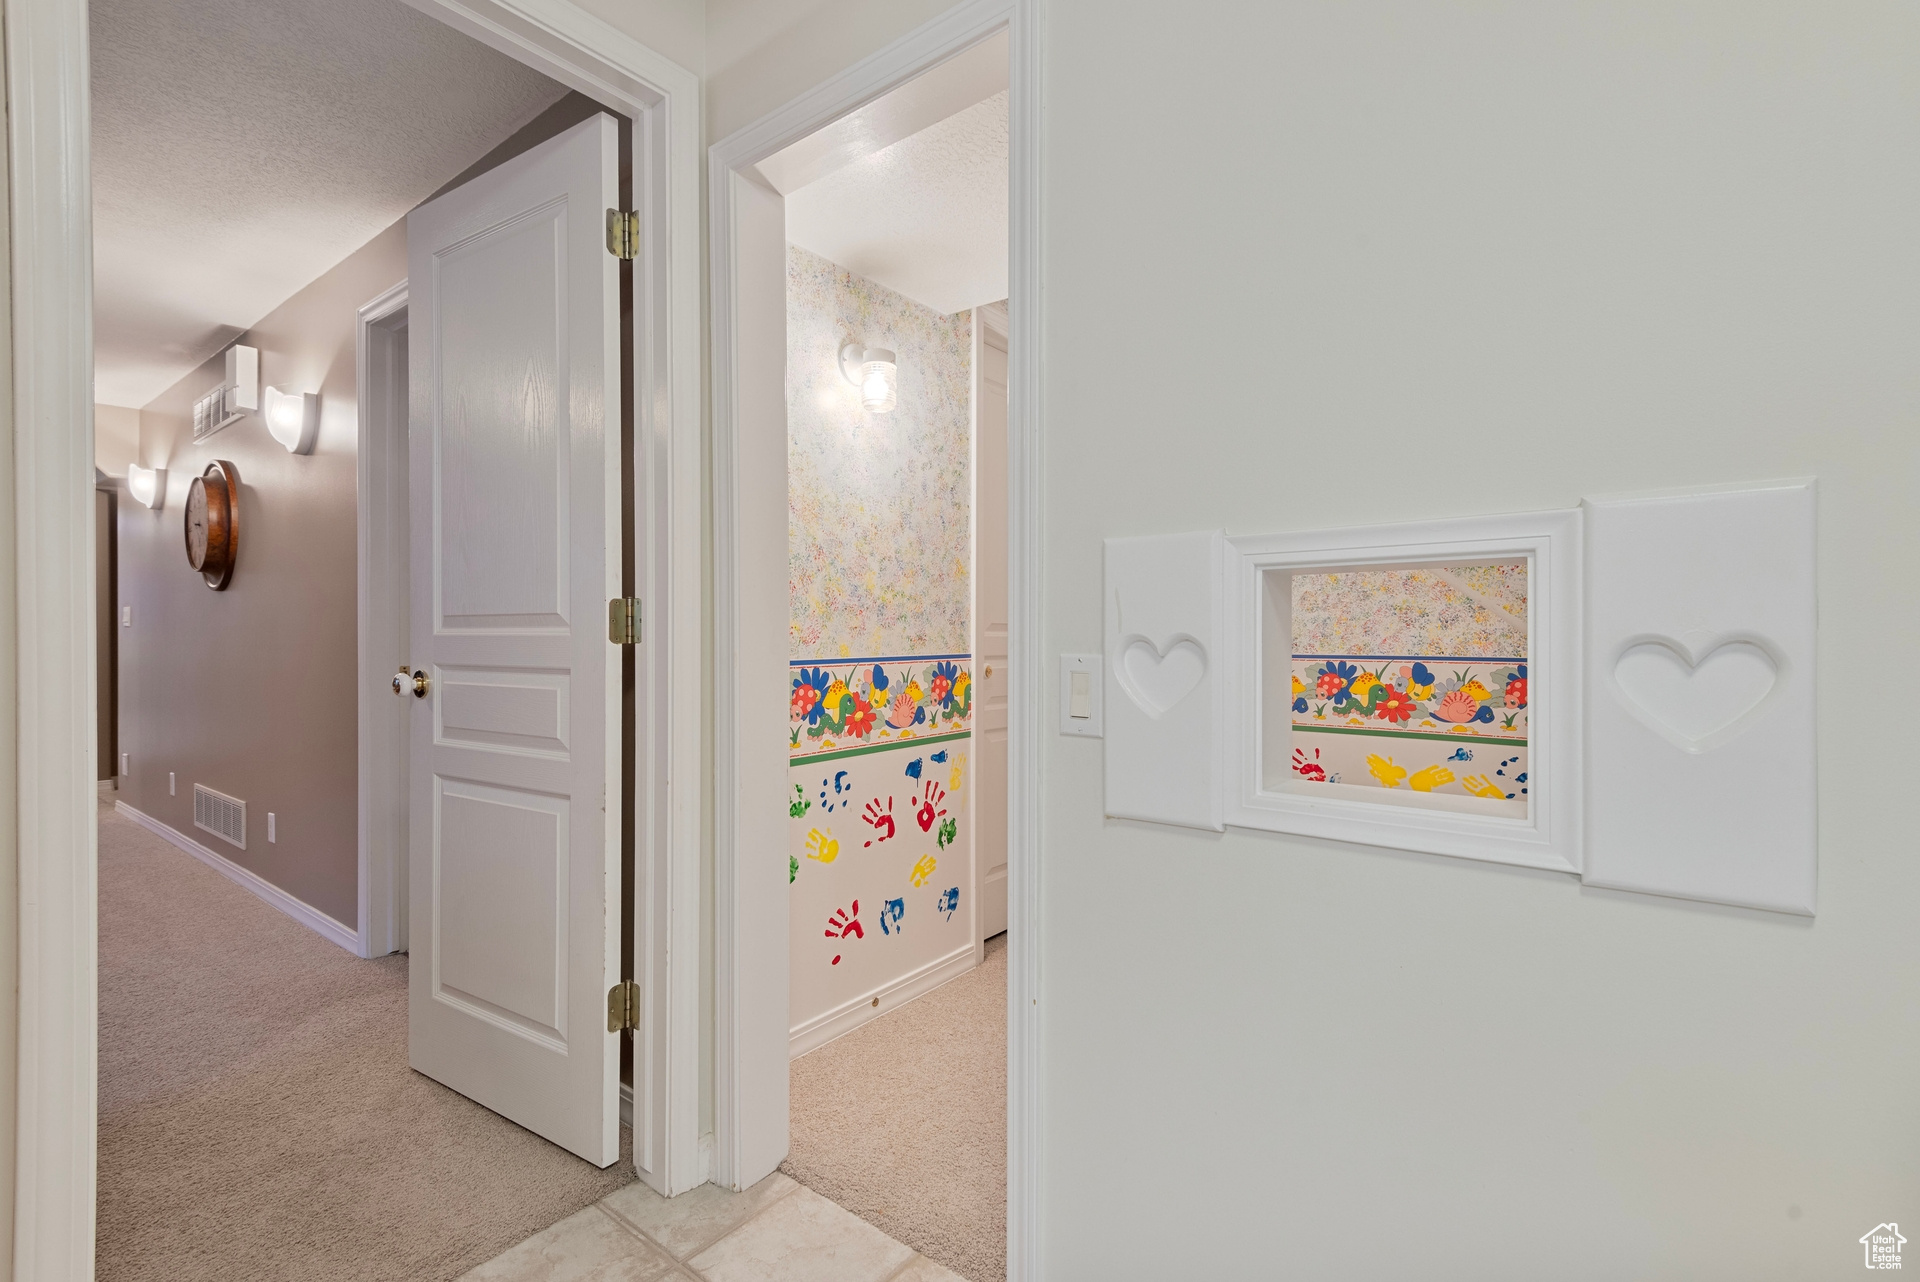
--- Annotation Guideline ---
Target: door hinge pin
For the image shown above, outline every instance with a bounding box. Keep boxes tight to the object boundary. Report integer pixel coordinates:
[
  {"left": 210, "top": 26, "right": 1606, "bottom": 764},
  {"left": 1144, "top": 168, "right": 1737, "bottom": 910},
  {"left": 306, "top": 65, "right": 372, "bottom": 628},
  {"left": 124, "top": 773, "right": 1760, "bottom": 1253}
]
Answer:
[
  {"left": 609, "top": 597, "right": 641, "bottom": 645},
  {"left": 605, "top": 209, "right": 640, "bottom": 260},
  {"left": 607, "top": 979, "right": 640, "bottom": 1033}
]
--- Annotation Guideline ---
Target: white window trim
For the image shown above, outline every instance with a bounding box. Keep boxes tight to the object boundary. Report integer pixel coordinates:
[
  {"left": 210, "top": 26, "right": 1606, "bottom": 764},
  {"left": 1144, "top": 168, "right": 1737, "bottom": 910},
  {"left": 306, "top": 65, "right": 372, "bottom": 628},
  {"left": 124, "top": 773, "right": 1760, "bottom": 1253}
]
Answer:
[{"left": 1224, "top": 509, "right": 1583, "bottom": 874}]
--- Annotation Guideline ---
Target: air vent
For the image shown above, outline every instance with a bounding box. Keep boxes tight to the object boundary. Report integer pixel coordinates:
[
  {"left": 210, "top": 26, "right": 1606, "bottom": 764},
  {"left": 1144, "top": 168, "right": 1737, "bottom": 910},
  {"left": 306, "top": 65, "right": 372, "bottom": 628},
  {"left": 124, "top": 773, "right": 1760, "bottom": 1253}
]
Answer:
[{"left": 193, "top": 784, "right": 246, "bottom": 850}]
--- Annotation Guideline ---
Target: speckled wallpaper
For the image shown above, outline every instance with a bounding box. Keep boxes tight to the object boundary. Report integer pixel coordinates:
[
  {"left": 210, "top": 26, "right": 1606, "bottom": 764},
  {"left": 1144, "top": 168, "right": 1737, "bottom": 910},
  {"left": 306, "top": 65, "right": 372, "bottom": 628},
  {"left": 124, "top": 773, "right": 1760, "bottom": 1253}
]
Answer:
[
  {"left": 787, "top": 244, "right": 972, "bottom": 658},
  {"left": 787, "top": 246, "right": 978, "bottom": 1047}
]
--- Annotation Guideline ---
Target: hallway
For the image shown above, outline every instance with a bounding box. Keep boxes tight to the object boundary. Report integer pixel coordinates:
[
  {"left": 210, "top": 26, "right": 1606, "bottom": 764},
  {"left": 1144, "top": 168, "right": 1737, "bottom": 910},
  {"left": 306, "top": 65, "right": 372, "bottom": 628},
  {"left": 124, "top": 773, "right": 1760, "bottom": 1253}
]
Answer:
[{"left": 95, "top": 800, "right": 634, "bottom": 1281}]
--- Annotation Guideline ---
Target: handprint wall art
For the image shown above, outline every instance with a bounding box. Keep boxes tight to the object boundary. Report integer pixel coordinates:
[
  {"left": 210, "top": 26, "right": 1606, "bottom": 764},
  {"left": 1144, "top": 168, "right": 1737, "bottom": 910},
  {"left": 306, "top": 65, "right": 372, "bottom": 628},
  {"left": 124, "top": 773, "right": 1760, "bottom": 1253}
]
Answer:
[{"left": 786, "top": 723, "right": 973, "bottom": 1047}]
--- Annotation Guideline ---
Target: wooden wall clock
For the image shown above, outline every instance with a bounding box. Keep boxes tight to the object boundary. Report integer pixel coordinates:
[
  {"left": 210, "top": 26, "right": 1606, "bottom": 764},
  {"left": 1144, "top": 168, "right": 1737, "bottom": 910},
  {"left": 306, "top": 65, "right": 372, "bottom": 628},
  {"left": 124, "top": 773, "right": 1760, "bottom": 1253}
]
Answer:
[{"left": 184, "top": 460, "right": 240, "bottom": 590}]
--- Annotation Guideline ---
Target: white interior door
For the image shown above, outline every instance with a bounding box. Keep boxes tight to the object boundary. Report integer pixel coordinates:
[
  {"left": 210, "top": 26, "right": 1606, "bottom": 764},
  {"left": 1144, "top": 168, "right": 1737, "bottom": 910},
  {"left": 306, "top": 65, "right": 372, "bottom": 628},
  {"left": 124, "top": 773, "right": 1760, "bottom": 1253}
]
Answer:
[
  {"left": 406, "top": 113, "right": 624, "bottom": 1167},
  {"left": 975, "top": 309, "right": 1010, "bottom": 941}
]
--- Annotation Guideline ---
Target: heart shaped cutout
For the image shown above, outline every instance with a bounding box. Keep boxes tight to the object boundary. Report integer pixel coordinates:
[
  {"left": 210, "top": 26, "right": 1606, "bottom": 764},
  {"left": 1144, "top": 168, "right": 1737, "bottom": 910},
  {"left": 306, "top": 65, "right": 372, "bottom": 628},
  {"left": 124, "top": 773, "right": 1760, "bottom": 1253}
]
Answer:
[
  {"left": 1116, "top": 635, "right": 1207, "bottom": 719},
  {"left": 1613, "top": 636, "right": 1780, "bottom": 752}
]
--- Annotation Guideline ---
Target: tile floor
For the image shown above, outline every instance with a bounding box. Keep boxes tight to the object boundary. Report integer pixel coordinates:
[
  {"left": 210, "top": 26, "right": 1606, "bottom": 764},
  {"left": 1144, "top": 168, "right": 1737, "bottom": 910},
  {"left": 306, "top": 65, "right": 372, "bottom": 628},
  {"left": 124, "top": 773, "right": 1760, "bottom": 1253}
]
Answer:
[{"left": 460, "top": 1171, "right": 971, "bottom": 1282}]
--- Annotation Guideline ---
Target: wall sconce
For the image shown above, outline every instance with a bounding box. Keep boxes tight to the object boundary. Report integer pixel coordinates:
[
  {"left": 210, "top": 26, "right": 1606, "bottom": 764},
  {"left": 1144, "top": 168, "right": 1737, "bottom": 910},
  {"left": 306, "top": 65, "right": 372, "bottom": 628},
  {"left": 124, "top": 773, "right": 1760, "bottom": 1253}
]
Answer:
[
  {"left": 839, "top": 343, "right": 897, "bottom": 413},
  {"left": 126, "top": 464, "right": 166, "bottom": 509},
  {"left": 263, "top": 386, "right": 320, "bottom": 454}
]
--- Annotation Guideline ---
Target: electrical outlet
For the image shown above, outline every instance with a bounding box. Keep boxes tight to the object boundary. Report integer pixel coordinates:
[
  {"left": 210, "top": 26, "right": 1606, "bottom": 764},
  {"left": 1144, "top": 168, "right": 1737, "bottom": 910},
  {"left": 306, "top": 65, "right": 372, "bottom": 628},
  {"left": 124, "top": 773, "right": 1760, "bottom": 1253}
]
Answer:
[
  {"left": 168, "top": 771, "right": 176, "bottom": 797},
  {"left": 267, "top": 813, "right": 277, "bottom": 844}
]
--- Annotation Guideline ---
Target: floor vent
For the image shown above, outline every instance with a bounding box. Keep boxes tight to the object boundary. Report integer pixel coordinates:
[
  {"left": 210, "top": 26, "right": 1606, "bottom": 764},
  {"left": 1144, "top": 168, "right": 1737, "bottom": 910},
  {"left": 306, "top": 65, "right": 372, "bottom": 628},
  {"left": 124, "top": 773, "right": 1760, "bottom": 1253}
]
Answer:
[{"left": 193, "top": 784, "right": 246, "bottom": 850}]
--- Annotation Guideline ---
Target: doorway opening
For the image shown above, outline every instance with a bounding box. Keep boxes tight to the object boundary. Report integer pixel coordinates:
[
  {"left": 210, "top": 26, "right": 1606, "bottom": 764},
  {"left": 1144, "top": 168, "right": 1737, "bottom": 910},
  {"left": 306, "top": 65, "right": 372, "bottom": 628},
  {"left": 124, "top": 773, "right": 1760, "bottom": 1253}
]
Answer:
[
  {"left": 715, "top": 19, "right": 1018, "bottom": 1281},
  {"left": 87, "top": 0, "right": 659, "bottom": 1273}
]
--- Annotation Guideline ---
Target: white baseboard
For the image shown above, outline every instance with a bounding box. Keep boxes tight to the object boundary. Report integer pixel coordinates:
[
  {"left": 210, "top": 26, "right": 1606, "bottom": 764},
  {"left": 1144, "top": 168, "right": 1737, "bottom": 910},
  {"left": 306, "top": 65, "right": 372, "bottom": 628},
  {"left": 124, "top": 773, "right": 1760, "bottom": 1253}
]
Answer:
[
  {"left": 620, "top": 1080, "right": 633, "bottom": 1129},
  {"left": 96, "top": 778, "right": 116, "bottom": 795},
  {"left": 114, "top": 800, "right": 361, "bottom": 954},
  {"left": 789, "top": 942, "right": 979, "bottom": 1059}
]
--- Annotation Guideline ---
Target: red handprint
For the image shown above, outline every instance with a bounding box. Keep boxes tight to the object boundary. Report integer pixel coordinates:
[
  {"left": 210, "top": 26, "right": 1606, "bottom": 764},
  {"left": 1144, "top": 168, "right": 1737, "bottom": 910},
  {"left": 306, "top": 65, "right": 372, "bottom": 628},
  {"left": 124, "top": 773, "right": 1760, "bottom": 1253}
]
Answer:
[
  {"left": 915, "top": 780, "right": 948, "bottom": 833},
  {"left": 1292, "top": 746, "right": 1327, "bottom": 782},
  {"left": 825, "top": 900, "right": 863, "bottom": 966},
  {"left": 861, "top": 796, "right": 896, "bottom": 847}
]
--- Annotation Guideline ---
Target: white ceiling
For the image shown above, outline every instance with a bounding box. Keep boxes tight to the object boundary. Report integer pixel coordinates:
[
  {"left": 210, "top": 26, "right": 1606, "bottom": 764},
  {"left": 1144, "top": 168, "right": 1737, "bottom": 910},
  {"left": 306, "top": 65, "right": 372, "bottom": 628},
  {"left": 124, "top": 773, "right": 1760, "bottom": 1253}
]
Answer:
[
  {"left": 774, "top": 39, "right": 1008, "bottom": 317},
  {"left": 92, "top": 0, "right": 569, "bottom": 408}
]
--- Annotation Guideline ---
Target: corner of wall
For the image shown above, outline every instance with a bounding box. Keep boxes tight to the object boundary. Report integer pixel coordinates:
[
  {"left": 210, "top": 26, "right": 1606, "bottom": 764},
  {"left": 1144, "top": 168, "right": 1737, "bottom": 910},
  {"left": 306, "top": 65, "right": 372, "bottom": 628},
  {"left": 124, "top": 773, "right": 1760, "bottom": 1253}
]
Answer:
[{"left": 0, "top": 86, "right": 21, "bottom": 1279}]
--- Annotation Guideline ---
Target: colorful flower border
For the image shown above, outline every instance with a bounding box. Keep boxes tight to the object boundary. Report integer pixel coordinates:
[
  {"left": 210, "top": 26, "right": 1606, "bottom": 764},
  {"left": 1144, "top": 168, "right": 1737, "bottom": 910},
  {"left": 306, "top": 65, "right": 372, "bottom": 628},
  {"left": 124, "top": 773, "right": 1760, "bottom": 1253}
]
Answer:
[
  {"left": 791, "top": 654, "right": 973, "bottom": 762},
  {"left": 1290, "top": 655, "right": 1528, "bottom": 740}
]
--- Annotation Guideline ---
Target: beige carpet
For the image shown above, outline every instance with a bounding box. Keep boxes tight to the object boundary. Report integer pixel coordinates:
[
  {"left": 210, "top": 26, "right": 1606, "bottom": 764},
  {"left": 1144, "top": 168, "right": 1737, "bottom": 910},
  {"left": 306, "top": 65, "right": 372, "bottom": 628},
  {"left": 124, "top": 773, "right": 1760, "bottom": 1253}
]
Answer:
[
  {"left": 96, "top": 801, "right": 635, "bottom": 1282},
  {"left": 783, "top": 935, "right": 1008, "bottom": 1282}
]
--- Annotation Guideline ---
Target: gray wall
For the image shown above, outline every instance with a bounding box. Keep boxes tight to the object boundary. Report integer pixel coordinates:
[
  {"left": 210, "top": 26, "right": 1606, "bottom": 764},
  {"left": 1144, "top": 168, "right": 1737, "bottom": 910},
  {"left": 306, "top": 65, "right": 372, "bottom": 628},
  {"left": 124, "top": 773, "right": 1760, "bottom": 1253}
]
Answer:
[{"left": 118, "top": 221, "right": 406, "bottom": 928}]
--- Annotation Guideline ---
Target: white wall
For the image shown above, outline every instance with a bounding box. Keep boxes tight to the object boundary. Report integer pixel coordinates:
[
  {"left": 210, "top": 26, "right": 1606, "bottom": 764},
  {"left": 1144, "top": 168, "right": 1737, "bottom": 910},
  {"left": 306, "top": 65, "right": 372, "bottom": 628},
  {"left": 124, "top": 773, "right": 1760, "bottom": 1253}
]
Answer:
[{"left": 1036, "top": 2, "right": 1919, "bottom": 1277}]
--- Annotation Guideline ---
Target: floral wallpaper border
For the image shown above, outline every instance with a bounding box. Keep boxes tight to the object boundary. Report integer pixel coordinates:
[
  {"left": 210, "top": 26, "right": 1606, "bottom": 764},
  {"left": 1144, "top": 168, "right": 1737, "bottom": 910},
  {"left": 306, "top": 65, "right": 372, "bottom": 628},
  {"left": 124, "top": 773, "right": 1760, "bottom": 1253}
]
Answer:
[
  {"left": 1291, "top": 655, "right": 1528, "bottom": 739},
  {"left": 791, "top": 654, "right": 973, "bottom": 763}
]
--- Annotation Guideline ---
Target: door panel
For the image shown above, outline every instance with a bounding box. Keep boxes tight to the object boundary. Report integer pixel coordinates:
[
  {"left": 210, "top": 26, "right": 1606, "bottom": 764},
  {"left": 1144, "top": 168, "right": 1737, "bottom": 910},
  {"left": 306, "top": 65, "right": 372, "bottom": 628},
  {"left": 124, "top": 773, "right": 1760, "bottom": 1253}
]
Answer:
[
  {"left": 976, "top": 317, "right": 1010, "bottom": 940},
  {"left": 407, "top": 112, "right": 623, "bottom": 1167},
  {"left": 436, "top": 212, "right": 569, "bottom": 628}
]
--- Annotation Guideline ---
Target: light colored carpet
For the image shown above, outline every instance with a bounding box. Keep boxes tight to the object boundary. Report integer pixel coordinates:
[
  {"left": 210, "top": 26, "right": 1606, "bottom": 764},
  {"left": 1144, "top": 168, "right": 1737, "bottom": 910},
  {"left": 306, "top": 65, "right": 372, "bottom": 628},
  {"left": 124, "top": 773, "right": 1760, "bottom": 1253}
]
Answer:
[
  {"left": 783, "top": 935, "right": 1008, "bottom": 1282},
  {"left": 96, "top": 801, "right": 635, "bottom": 1282}
]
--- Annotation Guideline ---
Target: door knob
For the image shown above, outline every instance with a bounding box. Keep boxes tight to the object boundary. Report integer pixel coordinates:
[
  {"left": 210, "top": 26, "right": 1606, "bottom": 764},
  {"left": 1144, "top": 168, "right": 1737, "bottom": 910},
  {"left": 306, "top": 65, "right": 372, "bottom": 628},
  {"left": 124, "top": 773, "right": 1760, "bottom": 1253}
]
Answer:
[
  {"left": 984, "top": 664, "right": 994, "bottom": 679},
  {"left": 394, "top": 667, "right": 429, "bottom": 698}
]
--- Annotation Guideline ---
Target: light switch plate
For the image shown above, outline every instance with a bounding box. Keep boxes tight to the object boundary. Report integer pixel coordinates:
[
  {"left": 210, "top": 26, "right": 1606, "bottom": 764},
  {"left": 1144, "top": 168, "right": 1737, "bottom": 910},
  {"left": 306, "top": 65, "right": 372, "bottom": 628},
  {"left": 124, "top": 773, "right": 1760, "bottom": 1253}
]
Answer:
[{"left": 1059, "top": 653, "right": 1103, "bottom": 737}]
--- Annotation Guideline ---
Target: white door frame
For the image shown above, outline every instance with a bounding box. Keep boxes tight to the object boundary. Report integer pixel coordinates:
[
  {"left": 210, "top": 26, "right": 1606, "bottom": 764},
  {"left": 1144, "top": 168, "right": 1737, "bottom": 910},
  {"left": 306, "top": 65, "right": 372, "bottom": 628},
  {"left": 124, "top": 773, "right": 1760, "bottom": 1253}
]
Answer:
[
  {"left": 357, "top": 281, "right": 411, "bottom": 961},
  {"left": 7, "top": 0, "right": 707, "bottom": 1271},
  {"left": 707, "top": 3, "right": 1044, "bottom": 1277}
]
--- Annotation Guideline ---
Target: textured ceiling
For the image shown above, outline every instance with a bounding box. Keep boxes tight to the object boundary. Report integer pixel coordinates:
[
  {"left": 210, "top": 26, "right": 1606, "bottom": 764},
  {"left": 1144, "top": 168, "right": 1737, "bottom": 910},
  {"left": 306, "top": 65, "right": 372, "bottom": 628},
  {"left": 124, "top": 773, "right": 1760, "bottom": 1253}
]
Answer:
[
  {"left": 92, "top": 0, "right": 568, "bottom": 408},
  {"left": 783, "top": 89, "right": 1009, "bottom": 317}
]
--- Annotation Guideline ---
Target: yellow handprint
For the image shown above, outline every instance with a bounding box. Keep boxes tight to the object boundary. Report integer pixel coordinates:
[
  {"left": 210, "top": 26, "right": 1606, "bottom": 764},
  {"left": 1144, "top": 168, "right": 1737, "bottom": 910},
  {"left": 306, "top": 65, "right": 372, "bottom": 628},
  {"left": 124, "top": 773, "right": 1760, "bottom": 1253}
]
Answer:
[
  {"left": 804, "top": 828, "right": 840, "bottom": 864},
  {"left": 1459, "top": 774, "right": 1507, "bottom": 799},
  {"left": 949, "top": 753, "right": 967, "bottom": 795},
  {"left": 1408, "top": 764, "right": 1456, "bottom": 793},
  {"left": 910, "top": 854, "right": 937, "bottom": 887},
  {"left": 1365, "top": 754, "right": 1408, "bottom": 789}
]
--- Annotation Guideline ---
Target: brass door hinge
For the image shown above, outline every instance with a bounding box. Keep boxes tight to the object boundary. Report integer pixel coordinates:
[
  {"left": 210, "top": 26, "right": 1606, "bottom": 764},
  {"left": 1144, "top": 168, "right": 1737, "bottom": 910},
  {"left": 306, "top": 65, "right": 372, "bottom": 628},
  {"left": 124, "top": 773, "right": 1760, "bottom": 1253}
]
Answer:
[
  {"left": 608, "top": 597, "right": 641, "bottom": 645},
  {"left": 607, "top": 980, "right": 640, "bottom": 1033},
  {"left": 605, "top": 209, "right": 640, "bottom": 260}
]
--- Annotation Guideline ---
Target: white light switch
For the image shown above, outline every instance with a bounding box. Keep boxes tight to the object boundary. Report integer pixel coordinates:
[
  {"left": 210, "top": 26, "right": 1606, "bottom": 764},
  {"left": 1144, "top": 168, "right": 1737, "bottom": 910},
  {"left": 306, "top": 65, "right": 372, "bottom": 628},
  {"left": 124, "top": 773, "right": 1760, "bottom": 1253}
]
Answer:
[
  {"left": 268, "top": 813, "right": 276, "bottom": 844},
  {"left": 120, "top": 752, "right": 128, "bottom": 775},
  {"left": 1059, "top": 653, "right": 1103, "bottom": 737},
  {"left": 120, "top": 605, "right": 131, "bottom": 627},
  {"left": 169, "top": 771, "right": 176, "bottom": 796}
]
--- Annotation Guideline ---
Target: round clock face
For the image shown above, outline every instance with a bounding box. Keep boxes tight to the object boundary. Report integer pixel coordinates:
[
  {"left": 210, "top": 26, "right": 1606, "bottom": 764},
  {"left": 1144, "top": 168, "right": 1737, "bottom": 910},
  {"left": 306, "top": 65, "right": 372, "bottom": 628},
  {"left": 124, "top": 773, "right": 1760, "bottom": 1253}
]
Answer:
[
  {"left": 185, "top": 480, "right": 210, "bottom": 567},
  {"left": 184, "top": 461, "right": 239, "bottom": 590}
]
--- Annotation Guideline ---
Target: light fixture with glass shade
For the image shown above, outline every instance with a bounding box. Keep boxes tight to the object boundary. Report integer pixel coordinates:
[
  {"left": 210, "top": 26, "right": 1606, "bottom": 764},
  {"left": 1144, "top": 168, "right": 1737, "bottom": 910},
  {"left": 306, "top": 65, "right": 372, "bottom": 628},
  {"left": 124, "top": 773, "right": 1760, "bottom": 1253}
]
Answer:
[
  {"left": 263, "top": 386, "right": 320, "bottom": 454},
  {"left": 838, "top": 343, "right": 897, "bottom": 413},
  {"left": 126, "top": 464, "right": 166, "bottom": 509}
]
